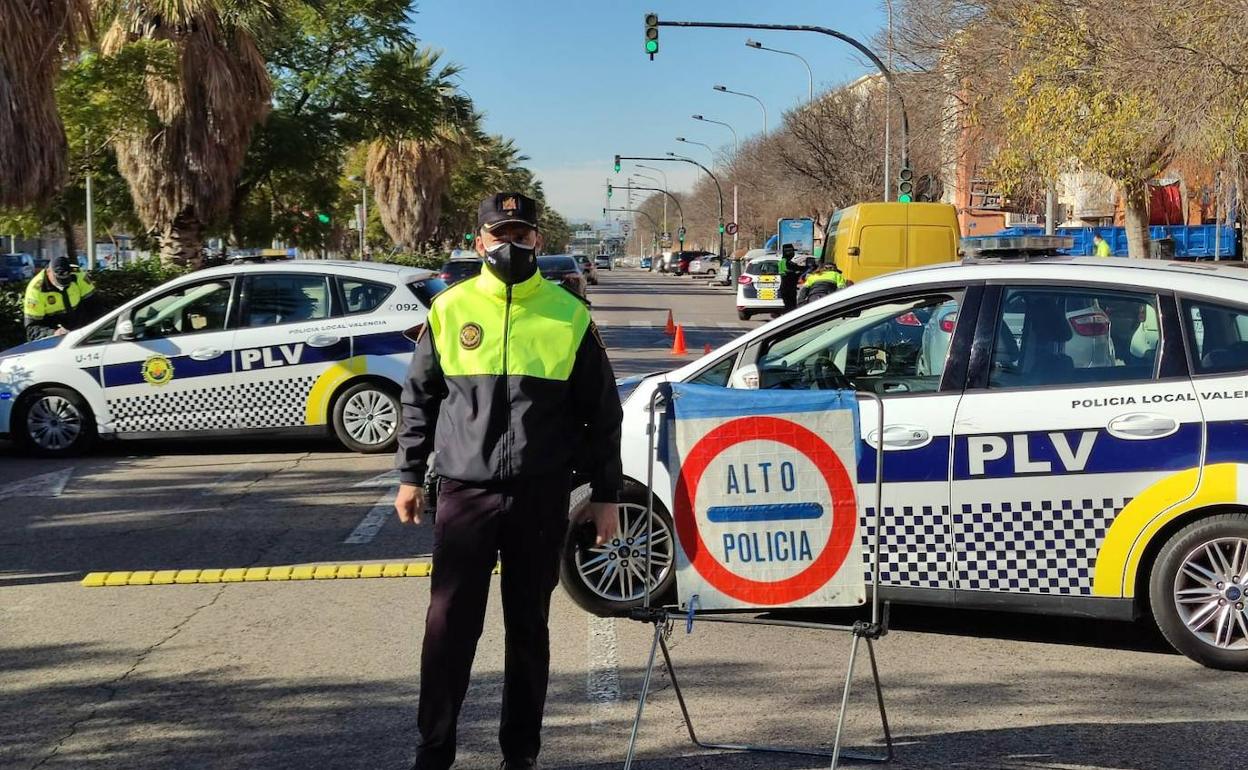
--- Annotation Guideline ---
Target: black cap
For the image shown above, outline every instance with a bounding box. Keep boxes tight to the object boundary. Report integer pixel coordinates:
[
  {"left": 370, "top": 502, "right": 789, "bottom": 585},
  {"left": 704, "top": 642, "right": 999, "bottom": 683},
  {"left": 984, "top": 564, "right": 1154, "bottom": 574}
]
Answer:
[
  {"left": 478, "top": 192, "right": 539, "bottom": 232},
  {"left": 50, "top": 256, "right": 75, "bottom": 280}
]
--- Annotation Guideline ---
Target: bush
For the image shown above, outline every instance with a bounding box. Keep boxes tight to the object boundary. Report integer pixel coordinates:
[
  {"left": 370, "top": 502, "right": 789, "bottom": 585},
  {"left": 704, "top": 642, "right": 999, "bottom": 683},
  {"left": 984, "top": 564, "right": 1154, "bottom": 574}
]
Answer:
[
  {"left": 376, "top": 251, "right": 446, "bottom": 271},
  {"left": 0, "top": 259, "right": 184, "bottom": 352}
]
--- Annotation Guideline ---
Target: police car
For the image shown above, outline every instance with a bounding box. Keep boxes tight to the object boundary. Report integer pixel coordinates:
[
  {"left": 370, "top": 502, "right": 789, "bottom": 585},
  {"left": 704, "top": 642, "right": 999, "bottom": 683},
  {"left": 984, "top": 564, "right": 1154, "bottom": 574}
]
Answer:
[
  {"left": 563, "top": 257, "right": 1248, "bottom": 670},
  {"left": 0, "top": 261, "right": 443, "bottom": 455}
]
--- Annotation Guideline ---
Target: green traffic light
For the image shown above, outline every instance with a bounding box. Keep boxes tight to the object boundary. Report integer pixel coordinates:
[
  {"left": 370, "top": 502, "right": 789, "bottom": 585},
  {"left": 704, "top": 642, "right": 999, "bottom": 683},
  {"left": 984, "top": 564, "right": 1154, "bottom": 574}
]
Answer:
[
  {"left": 645, "top": 40, "right": 658, "bottom": 53},
  {"left": 898, "top": 193, "right": 913, "bottom": 203},
  {"left": 317, "top": 213, "right": 330, "bottom": 224},
  {"left": 607, "top": 185, "right": 613, "bottom": 198},
  {"left": 718, "top": 224, "right": 725, "bottom": 233},
  {"left": 464, "top": 233, "right": 474, "bottom": 242}
]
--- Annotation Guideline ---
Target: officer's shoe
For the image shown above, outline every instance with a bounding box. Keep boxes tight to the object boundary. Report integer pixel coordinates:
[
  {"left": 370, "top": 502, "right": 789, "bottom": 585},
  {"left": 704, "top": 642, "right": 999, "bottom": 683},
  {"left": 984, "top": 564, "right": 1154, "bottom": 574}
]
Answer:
[{"left": 500, "top": 760, "right": 537, "bottom": 770}]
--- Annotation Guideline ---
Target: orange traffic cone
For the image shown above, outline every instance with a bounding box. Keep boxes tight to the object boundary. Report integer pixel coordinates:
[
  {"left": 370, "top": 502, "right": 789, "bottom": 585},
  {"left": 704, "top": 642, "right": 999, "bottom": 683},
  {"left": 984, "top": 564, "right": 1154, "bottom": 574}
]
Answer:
[
  {"left": 704, "top": 343, "right": 713, "bottom": 354},
  {"left": 671, "top": 325, "right": 688, "bottom": 355},
  {"left": 664, "top": 310, "right": 676, "bottom": 337}
]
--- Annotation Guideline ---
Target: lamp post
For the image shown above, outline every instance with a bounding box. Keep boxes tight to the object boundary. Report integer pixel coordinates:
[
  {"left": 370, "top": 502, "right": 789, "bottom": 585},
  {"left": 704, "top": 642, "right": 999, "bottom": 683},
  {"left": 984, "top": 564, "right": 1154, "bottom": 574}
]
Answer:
[
  {"left": 674, "top": 137, "right": 715, "bottom": 167},
  {"left": 692, "top": 115, "right": 742, "bottom": 264},
  {"left": 636, "top": 163, "right": 670, "bottom": 238},
  {"left": 745, "top": 38, "right": 814, "bottom": 102},
  {"left": 349, "top": 175, "right": 368, "bottom": 260},
  {"left": 713, "top": 84, "right": 768, "bottom": 134}
]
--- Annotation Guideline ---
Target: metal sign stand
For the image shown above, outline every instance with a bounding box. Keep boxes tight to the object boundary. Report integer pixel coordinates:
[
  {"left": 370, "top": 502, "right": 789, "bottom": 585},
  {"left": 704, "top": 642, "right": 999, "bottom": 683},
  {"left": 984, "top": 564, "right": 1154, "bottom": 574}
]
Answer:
[{"left": 622, "top": 389, "right": 894, "bottom": 770}]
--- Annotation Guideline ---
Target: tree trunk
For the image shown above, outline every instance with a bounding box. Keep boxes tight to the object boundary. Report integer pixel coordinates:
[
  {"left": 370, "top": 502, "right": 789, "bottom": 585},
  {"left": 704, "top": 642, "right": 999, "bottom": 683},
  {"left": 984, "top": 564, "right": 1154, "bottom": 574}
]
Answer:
[
  {"left": 159, "top": 211, "right": 204, "bottom": 269},
  {"left": 1123, "top": 180, "right": 1151, "bottom": 259},
  {"left": 59, "top": 213, "right": 77, "bottom": 261}
]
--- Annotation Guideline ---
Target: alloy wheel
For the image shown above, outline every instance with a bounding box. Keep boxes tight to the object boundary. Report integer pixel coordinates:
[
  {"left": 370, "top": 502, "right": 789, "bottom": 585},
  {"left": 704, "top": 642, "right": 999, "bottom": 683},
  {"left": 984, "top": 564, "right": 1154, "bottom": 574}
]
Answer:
[
  {"left": 1173, "top": 537, "right": 1248, "bottom": 650},
  {"left": 574, "top": 502, "right": 674, "bottom": 602},
  {"left": 341, "top": 389, "right": 398, "bottom": 446},
  {"left": 26, "top": 394, "right": 82, "bottom": 451}
]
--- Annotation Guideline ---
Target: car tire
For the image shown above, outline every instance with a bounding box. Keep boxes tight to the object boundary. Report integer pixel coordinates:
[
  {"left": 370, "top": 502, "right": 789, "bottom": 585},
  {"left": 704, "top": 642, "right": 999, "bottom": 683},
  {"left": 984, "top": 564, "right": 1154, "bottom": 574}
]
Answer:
[
  {"left": 737, "top": 309, "right": 751, "bottom": 320},
  {"left": 331, "top": 380, "right": 401, "bottom": 454},
  {"left": 1149, "top": 513, "right": 1248, "bottom": 670},
  {"left": 560, "top": 480, "right": 677, "bottom": 617},
  {"left": 13, "top": 386, "right": 96, "bottom": 457}
]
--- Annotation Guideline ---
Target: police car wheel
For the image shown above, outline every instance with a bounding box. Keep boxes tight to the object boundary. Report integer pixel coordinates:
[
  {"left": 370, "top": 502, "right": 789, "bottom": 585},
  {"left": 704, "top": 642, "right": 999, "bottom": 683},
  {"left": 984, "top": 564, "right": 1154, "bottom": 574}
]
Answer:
[
  {"left": 331, "top": 381, "right": 400, "bottom": 454},
  {"left": 560, "top": 482, "right": 677, "bottom": 617},
  {"left": 1149, "top": 513, "right": 1248, "bottom": 670},
  {"left": 15, "top": 386, "right": 95, "bottom": 456},
  {"left": 737, "top": 310, "right": 751, "bottom": 321}
]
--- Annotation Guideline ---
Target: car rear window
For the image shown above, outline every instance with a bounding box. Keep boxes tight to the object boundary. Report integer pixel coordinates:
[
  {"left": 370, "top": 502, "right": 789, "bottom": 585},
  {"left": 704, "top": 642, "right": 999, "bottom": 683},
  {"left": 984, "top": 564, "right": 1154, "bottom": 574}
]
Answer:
[
  {"left": 747, "top": 260, "right": 780, "bottom": 276},
  {"left": 539, "top": 256, "right": 577, "bottom": 271},
  {"left": 407, "top": 277, "right": 448, "bottom": 307},
  {"left": 442, "top": 260, "right": 482, "bottom": 282},
  {"left": 340, "top": 278, "right": 393, "bottom": 315}
]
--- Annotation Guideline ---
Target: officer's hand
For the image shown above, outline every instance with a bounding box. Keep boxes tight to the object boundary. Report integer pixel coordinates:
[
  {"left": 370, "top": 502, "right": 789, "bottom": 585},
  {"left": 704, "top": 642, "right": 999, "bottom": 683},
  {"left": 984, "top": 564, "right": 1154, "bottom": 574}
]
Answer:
[
  {"left": 54, "top": 326, "right": 68, "bottom": 336},
  {"left": 584, "top": 502, "right": 620, "bottom": 546},
  {"left": 395, "top": 483, "right": 425, "bottom": 525}
]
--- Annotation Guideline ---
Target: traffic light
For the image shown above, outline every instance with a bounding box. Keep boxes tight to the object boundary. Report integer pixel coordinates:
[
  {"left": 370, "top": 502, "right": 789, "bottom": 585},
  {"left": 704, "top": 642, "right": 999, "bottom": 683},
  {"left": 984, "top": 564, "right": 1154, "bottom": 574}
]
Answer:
[
  {"left": 644, "top": 13, "right": 659, "bottom": 58},
  {"left": 464, "top": 233, "right": 473, "bottom": 242},
  {"left": 678, "top": 226, "right": 686, "bottom": 243},
  {"left": 718, "top": 223, "right": 725, "bottom": 234},
  {"left": 607, "top": 184, "right": 613, "bottom": 198},
  {"left": 316, "top": 212, "right": 331, "bottom": 224},
  {"left": 897, "top": 167, "right": 914, "bottom": 203},
  {"left": 613, "top": 154, "right": 621, "bottom": 173}
]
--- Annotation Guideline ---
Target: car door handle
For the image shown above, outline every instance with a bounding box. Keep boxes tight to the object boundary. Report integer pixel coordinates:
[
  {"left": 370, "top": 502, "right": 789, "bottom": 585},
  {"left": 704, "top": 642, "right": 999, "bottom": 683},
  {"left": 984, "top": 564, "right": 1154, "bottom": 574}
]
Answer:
[
  {"left": 1107, "top": 412, "right": 1179, "bottom": 440},
  {"left": 189, "top": 347, "right": 223, "bottom": 361},
  {"left": 867, "top": 425, "right": 932, "bottom": 450},
  {"left": 306, "top": 334, "right": 341, "bottom": 348}
]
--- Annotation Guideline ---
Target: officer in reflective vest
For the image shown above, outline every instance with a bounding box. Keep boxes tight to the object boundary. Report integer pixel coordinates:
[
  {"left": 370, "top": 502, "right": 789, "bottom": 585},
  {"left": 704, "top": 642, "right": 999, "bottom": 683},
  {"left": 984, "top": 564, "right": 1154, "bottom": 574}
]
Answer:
[
  {"left": 797, "top": 262, "right": 848, "bottom": 306},
  {"left": 394, "top": 192, "right": 623, "bottom": 770},
  {"left": 23, "top": 256, "right": 101, "bottom": 341},
  {"left": 1093, "top": 233, "right": 1112, "bottom": 257}
]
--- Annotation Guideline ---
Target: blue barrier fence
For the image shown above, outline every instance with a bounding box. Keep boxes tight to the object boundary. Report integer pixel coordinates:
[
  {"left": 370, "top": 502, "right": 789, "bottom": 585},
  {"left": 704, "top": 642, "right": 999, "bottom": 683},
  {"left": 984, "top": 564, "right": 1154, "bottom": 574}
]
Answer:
[{"left": 994, "top": 224, "right": 1239, "bottom": 258}]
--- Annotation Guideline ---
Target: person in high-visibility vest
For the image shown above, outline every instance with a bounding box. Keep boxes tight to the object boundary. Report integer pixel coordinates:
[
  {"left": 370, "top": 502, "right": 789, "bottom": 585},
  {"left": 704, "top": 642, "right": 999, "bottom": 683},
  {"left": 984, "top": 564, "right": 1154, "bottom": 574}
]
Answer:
[
  {"left": 1093, "top": 233, "right": 1112, "bottom": 257},
  {"left": 23, "top": 256, "right": 101, "bottom": 341},
  {"left": 394, "top": 192, "right": 623, "bottom": 770},
  {"left": 798, "top": 263, "right": 848, "bottom": 305}
]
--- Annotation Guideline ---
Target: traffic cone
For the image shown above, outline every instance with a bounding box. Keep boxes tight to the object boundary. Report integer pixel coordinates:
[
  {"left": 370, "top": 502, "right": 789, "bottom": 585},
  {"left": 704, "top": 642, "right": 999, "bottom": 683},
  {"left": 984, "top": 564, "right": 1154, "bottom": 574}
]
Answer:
[
  {"left": 671, "top": 325, "right": 688, "bottom": 355},
  {"left": 664, "top": 310, "right": 676, "bottom": 336},
  {"left": 704, "top": 343, "right": 712, "bottom": 354}
]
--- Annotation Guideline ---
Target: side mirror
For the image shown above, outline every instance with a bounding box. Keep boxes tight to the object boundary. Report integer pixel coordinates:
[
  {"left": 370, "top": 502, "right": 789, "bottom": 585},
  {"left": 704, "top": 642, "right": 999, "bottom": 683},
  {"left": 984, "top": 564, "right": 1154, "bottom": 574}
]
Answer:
[
  {"left": 116, "top": 317, "right": 136, "bottom": 341},
  {"left": 729, "top": 363, "right": 760, "bottom": 390}
]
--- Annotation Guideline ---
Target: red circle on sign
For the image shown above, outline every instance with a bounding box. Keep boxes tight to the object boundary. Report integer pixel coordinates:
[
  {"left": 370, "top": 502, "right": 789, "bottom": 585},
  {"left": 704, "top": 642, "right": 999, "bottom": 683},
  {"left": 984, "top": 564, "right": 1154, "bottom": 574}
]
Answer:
[{"left": 672, "top": 415, "right": 858, "bottom": 606}]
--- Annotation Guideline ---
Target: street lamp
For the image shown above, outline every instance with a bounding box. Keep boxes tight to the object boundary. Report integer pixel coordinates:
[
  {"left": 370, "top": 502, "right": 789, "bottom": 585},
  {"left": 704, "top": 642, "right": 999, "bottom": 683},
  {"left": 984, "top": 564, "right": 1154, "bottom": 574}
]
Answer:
[
  {"left": 635, "top": 164, "right": 670, "bottom": 236},
  {"left": 713, "top": 84, "right": 768, "bottom": 134},
  {"left": 665, "top": 151, "right": 725, "bottom": 257},
  {"left": 348, "top": 175, "right": 369, "bottom": 260},
  {"left": 745, "top": 39, "right": 814, "bottom": 102},
  {"left": 692, "top": 115, "right": 741, "bottom": 265},
  {"left": 674, "top": 137, "right": 715, "bottom": 166},
  {"left": 690, "top": 114, "right": 739, "bottom": 155}
]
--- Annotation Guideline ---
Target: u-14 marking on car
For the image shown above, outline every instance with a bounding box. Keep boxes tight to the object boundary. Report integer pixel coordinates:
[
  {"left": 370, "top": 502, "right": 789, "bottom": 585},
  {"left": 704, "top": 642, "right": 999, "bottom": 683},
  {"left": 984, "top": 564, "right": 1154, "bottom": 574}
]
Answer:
[{"left": 238, "top": 343, "right": 305, "bottom": 371}]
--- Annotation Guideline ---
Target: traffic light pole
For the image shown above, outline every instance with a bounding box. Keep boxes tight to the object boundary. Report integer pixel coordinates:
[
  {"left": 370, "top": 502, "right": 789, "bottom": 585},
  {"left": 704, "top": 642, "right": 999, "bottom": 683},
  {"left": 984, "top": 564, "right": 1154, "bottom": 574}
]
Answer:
[
  {"left": 652, "top": 18, "right": 910, "bottom": 193},
  {"left": 616, "top": 155, "right": 724, "bottom": 258},
  {"left": 618, "top": 184, "right": 685, "bottom": 236}
]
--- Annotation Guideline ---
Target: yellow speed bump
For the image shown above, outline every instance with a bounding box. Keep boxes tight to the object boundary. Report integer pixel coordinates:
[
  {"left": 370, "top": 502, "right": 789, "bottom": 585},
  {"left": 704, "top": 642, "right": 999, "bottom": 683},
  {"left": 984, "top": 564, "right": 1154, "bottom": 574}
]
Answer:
[{"left": 79, "top": 561, "right": 462, "bottom": 587}]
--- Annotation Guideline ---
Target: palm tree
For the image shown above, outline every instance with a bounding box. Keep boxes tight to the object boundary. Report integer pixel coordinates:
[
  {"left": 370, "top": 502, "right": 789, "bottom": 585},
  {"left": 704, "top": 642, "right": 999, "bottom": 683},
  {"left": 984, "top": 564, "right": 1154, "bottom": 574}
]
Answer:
[
  {"left": 98, "top": 0, "right": 276, "bottom": 267},
  {"left": 0, "top": 1, "right": 90, "bottom": 208},
  {"left": 366, "top": 49, "right": 474, "bottom": 251}
]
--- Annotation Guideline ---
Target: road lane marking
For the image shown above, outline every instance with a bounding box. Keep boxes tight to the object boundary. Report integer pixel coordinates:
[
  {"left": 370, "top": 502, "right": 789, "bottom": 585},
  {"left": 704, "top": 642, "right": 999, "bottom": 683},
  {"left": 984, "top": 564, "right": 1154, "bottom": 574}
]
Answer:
[
  {"left": 0, "top": 468, "right": 74, "bottom": 498},
  {"left": 343, "top": 491, "right": 396, "bottom": 544},
  {"left": 353, "top": 469, "right": 400, "bottom": 488},
  {"left": 587, "top": 614, "right": 622, "bottom": 728}
]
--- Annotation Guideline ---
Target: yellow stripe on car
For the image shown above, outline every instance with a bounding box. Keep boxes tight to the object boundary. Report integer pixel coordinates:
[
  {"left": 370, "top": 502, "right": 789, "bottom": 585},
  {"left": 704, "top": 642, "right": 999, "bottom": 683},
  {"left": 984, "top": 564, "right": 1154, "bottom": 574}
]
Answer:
[{"left": 304, "top": 356, "right": 368, "bottom": 425}]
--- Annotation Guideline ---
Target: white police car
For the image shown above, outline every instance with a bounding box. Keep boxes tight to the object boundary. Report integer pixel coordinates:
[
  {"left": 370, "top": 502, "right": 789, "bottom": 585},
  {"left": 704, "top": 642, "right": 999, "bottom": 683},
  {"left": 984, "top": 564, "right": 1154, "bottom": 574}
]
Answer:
[
  {"left": 564, "top": 257, "right": 1248, "bottom": 670},
  {"left": 0, "top": 261, "right": 442, "bottom": 455}
]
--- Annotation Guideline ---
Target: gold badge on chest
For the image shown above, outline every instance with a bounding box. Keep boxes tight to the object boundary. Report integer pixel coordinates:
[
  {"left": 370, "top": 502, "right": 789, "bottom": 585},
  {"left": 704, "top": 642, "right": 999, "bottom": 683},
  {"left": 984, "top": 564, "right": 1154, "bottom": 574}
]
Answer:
[{"left": 459, "top": 322, "right": 483, "bottom": 350}]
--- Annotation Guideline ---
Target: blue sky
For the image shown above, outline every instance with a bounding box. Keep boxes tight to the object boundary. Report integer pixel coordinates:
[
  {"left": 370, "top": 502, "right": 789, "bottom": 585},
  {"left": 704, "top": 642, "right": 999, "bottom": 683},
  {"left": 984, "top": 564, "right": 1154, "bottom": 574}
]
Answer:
[{"left": 411, "top": 1, "right": 889, "bottom": 223}]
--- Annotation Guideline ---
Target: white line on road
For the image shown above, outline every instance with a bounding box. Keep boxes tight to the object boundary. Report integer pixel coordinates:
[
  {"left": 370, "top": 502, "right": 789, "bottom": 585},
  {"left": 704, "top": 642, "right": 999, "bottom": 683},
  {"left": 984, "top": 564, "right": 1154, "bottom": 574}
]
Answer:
[
  {"left": 587, "top": 614, "right": 622, "bottom": 728},
  {"left": 353, "top": 469, "right": 400, "bottom": 488},
  {"left": 0, "top": 468, "right": 74, "bottom": 498},
  {"left": 343, "top": 491, "right": 396, "bottom": 544}
]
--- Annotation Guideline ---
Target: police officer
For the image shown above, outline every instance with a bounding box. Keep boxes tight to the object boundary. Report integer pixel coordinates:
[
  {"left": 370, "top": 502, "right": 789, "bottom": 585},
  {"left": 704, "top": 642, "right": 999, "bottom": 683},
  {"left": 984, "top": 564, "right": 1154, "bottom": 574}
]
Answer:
[
  {"left": 1093, "top": 233, "right": 1112, "bottom": 257},
  {"left": 23, "top": 256, "right": 100, "bottom": 341},
  {"left": 797, "top": 262, "right": 848, "bottom": 306},
  {"left": 778, "top": 243, "right": 804, "bottom": 312},
  {"left": 394, "top": 192, "right": 623, "bottom": 770}
]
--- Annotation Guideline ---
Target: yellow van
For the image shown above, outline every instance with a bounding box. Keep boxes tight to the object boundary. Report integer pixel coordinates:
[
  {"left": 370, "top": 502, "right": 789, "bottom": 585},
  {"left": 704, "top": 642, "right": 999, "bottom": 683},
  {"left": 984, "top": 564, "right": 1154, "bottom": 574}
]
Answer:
[{"left": 826, "top": 202, "right": 961, "bottom": 283}]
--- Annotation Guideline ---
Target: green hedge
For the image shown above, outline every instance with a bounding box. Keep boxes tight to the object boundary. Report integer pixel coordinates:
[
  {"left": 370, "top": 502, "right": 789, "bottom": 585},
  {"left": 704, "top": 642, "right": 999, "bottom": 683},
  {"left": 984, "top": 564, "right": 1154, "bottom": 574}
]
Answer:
[
  {"left": 0, "top": 260, "right": 185, "bottom": 352},
  {"left": 376, "top": 251, "right": 446, "bottom": 271}
]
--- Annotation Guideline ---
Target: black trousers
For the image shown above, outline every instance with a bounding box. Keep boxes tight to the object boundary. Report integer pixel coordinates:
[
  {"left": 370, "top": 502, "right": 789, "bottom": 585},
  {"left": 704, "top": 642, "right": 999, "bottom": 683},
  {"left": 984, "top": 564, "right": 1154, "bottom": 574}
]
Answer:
[
  {"left": 780, "top": 274, "right": 799, "bottom": 311},
  {"left": 414, "top": 474, "right": 571, "bottom": 770}
]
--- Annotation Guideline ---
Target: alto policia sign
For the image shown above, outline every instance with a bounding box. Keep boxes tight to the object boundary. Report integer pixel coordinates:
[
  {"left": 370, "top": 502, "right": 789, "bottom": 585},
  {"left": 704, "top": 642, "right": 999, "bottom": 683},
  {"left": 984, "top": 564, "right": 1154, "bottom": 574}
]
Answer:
[{"left": 661, "top": 383, "right": 866, "bottom": 610}]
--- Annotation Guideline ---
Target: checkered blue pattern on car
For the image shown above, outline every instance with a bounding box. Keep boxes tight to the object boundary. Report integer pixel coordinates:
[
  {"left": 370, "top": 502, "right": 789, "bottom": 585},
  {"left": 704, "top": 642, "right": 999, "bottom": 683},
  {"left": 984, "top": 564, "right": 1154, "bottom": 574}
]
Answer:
[
  {"left": 952, "top": 497, "right": 1130, "bottom": 594},
  {"left": 861, "top": 504, "right": 954, "bottom": 589}
]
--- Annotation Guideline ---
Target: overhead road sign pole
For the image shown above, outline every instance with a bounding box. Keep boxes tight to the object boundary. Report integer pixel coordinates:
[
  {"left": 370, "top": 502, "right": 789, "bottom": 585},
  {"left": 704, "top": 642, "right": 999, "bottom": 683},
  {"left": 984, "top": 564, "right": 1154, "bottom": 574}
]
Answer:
[
  {"left": 615, "top": 154, "right": 724, "bottom": 257},
  {"left": 622, "top": 386, "right": 894, "bottom": 770},
  {"left": 649, "top": 16, "right": 910, "bottom": 198}
]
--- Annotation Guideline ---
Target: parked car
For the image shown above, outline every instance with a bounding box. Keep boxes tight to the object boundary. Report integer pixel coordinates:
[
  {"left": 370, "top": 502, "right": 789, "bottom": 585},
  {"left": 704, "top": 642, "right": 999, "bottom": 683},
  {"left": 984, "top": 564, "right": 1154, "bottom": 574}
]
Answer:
[
  {"left": 575, "top": 255, "right": 599, "bottom": 285},
  {"left": 563, "top": 256, "right": 1248, "bottom": 670},
  {"left": 538, "top": 255, "right": 587, "bottom": 297},
  {"left": 595, "top": 254, "right": 613, "bottom": 271},
  {"left": 640, "top": 256, "right": 653, "bottom": 270},
  {"left": 0, "top": 261, "right": 446, "bottom": 457},
  {"left": 687, "top": 254, "right": 723, "bottom": 278},
  {"left": 439, "top": 255, "right": 483, "bottom": 286},
  {"left": 0, "top": 253, "right": 36, "bottom": 285},
  {"left": 735, "top": 255, "right": 784, "bottom": 320},
  {"left": 672, "top": 250, "right": 713, "bottom": 276}
]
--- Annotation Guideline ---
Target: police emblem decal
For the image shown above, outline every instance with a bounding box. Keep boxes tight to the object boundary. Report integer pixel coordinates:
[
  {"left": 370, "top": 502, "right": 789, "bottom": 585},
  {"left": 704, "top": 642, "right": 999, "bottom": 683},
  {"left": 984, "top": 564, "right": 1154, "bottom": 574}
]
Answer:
[
  {"left": 141, "top": 354, "right": 175, "bottom": 386},
  {"left": 459, "top": 322, "right": 483, "bottom": 350},
  {"left": 501, "top": 196, "right": 518, "bottom": 213}
]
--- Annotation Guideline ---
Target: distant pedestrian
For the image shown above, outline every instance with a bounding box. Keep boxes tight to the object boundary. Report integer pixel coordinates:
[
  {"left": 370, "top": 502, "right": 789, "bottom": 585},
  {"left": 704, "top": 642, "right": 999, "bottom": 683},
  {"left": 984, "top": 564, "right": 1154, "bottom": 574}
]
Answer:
[
  {"left": 23, "top": 256, "right": 101, "bottom": 341},
  {"left": 1093, "top": 233, "right": 1112, "bottom": 257},
  {"left": 394, "top": 192, "right": 623, "bottom": 770}
]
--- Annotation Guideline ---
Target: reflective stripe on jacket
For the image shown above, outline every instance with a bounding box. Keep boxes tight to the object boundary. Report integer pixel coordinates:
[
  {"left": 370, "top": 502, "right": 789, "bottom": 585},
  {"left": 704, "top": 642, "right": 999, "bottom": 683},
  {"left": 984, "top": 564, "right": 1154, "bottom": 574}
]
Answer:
[{"left": 395, "top": 267, "right": 624, "bottom": 502}]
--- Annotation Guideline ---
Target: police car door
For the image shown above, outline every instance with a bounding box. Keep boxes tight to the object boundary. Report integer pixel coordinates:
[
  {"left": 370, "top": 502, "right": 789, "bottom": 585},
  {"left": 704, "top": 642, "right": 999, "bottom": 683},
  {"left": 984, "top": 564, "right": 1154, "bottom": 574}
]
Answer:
[
  {"left": 231, "top": 272, "right": 349, "bottom": 429},
  {"left": 734, "top": 285, "right": 979, "bottom": 595},
  {"left": 950, "top": 284, "right": 1200, "bottom": 600},
  {"left": 100, "top": 277, "right": 237, "bottom": 433}
]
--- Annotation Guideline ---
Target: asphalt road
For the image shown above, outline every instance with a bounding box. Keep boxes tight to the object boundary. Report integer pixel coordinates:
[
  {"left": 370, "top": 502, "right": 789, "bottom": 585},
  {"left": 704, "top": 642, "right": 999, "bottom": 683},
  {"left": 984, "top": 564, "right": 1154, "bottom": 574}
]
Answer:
[{"left": 2, "top": 266, "right": 1244, "bottom": 770}]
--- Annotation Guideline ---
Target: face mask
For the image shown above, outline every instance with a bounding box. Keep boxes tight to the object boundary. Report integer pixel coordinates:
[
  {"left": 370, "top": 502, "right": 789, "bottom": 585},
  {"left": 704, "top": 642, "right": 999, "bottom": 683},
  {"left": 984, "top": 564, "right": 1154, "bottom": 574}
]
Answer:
[{"left": 483, "top": 240, "right": 537, "bottom": 285}]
